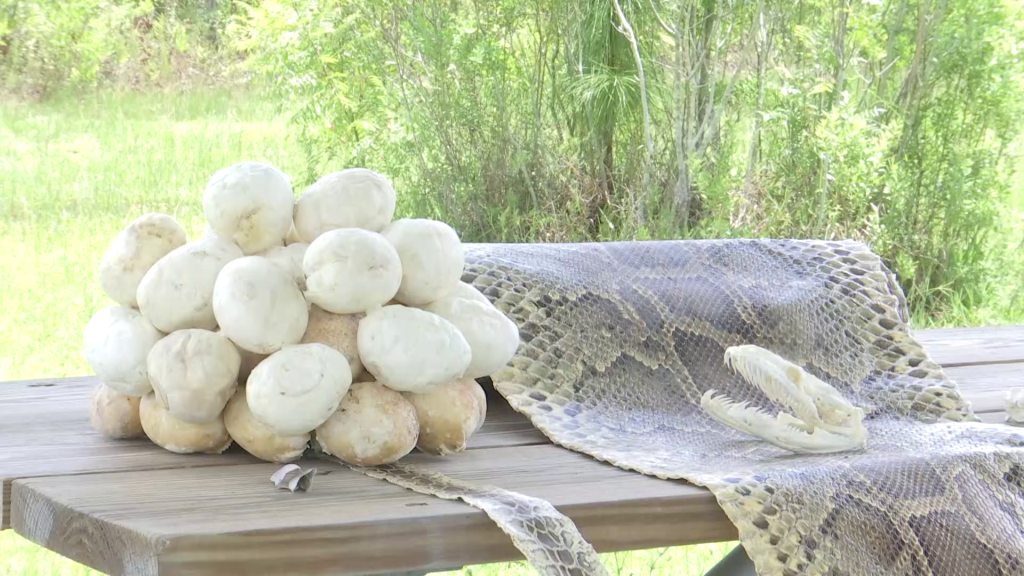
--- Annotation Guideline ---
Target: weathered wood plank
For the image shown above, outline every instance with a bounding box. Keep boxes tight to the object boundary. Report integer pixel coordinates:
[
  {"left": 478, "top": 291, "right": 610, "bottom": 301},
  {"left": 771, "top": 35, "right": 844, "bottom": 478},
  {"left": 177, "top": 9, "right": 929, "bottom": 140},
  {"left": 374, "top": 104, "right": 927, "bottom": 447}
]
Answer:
[
  {"left": 978, "top": 411, "right": 1017, "bottom": 425},
  {"left": 11, "top": 354, "right": 1013, "bottom": 575},
  {"left": 913, "top": 325, "right": 1024, "bottom": 367},
  {"left": 0, "top": 378, "right": 253, "bottom": 530},
  {"left": 0, "top": 378, "right": 544, "bottom": 530},
  {"left": 12, "top": 444, "right": 733, "bottom": 576},
  {"left": 14, "top": 481, "right": 163, "bottom": 575},
  {"left": 0, "top": 325, "right": 1017, "bottom": 534},
  {"left": 946, "top": 362, "right": 1024, "bottom": 414}
]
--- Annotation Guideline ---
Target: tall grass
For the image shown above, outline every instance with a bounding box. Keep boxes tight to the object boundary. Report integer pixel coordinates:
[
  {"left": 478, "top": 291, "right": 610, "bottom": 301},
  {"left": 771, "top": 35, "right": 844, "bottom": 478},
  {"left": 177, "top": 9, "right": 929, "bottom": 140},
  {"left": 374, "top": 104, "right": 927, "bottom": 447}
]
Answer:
[
  {"left": 0, "top": 88, "right": 304, "bottom": 380},
  {"left": 0, "top": 87, "right": 739, "bottom": 576}
]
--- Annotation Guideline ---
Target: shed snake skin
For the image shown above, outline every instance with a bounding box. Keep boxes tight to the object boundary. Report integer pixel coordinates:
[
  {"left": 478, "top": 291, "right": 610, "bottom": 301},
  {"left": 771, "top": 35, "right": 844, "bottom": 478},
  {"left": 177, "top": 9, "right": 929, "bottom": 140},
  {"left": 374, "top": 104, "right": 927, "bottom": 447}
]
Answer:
[{"left": 355, "top": 240, "right": 1024, "bottom": 576}]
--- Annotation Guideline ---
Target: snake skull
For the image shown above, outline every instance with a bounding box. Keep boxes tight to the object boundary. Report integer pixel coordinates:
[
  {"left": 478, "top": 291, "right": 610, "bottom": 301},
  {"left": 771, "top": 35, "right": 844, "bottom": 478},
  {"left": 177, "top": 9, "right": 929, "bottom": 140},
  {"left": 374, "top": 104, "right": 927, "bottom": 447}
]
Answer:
[
  {"left": 701, "top": 345, "right": 867, "bottom": 454},
  {"left": 1006, "top": 388, "right": 1024, "bottom": 424}
]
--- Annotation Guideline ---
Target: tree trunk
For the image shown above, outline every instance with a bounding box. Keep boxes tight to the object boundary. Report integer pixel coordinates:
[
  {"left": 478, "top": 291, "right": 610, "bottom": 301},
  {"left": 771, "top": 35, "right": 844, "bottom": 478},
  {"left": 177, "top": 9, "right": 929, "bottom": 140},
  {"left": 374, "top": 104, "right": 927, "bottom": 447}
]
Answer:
[
  {"left": 876, "top": 0, "right": 908, "bottom": 99},
  {"left": 206, "top": 0, "right": 219, "bottom": 44},
  {"left": 830, "top": 0, "right": 849, "bottom": 109},
  {"left": 896, "top": 0, "right": 947, "bottom": 158},
  {"left": 673, "top": 0, "right": 694, "bottom": 226},
  {"left": 612, "top": 0, "right": 653, "bottom": 226},
  {"left": 696, "top": 0, "right": 718, "bottom": 131},
  {"left": 586, "top": 124, "right": 615, "bottom": 236},
  {"left": 741, "top": 0, "right": 769, "bottom": 223}
]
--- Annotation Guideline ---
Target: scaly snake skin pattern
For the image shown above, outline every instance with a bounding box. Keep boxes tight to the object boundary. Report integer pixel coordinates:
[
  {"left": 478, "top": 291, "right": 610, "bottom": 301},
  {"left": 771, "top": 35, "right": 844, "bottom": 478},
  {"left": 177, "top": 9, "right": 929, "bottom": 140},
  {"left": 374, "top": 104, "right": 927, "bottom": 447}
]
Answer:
[
  {"left": 448, "top": 239, "right": 1024, "bottom": 576},
  {"left": 313, "top": 452, "right": 609, "bottom": 576}
]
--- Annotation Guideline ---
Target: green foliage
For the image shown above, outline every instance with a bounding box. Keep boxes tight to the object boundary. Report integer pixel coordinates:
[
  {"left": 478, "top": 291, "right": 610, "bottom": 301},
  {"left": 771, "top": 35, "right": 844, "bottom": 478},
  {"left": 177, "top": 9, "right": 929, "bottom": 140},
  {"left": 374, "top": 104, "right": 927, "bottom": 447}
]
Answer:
[
  {"left": 2, "top": 0, "right": 1022, "bottom": 319},
  {"left": 749, "top": 0, "right": 1024, "bottom": 319},
  {"left": 229, "top": 0, "right": 1024, "bottom": 321},
  {"left": 0, "top": 0, "right": 234, "bottom": 97}
]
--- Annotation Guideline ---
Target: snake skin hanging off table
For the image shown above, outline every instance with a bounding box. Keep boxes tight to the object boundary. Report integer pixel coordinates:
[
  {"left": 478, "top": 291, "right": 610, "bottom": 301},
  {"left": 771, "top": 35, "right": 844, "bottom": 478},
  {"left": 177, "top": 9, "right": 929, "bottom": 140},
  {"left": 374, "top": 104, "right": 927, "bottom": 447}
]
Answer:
[{"left": 384, "top": 239, "right": 1024, "bottom": 576}]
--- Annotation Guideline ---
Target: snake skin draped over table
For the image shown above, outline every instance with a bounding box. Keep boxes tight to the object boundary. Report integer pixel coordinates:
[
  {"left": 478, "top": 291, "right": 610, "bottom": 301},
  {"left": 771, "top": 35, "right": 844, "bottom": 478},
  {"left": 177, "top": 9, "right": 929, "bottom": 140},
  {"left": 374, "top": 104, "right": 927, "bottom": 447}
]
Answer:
[{"left": 360, "top": 239, "right": 1024, "bottom": 576}]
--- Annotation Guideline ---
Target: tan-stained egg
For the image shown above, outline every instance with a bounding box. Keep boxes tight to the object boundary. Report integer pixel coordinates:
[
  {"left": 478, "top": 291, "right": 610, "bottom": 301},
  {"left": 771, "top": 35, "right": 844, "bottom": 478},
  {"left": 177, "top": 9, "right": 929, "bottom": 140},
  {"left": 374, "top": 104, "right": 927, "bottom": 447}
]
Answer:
[
  {"left": 301, "top": 305, "right": 364, "bottom": 377},
  {"left": 139, "top": 392, "right": 232, "bottom": 454},
  {"left": 315, "top": 381, "right": 419, "bottom": 466},
  {"left": 89, "top": 383, "right": 144, "bottom": 440},
  {"left": 404, "top": 378, "right": 486, "bottom": 455},
  {"left": 223, "top": 387, "right": 309, "bottom": 463},
  {"left": 467, "top": 378, "right": 488, "bottom": 434}
]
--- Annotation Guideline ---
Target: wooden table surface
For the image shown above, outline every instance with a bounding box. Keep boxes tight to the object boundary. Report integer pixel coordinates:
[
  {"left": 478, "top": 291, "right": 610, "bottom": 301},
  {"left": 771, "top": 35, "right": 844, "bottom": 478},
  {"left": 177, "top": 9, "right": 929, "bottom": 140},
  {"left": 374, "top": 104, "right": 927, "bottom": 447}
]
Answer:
[{"left": 2, "top": 326, "right": 1022, "bottom": 575}]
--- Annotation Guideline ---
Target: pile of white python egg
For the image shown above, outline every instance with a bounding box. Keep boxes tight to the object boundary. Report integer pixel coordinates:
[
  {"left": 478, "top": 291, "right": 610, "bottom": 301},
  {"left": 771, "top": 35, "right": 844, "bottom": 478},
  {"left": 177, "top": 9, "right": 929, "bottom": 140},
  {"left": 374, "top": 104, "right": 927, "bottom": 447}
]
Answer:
[{"left": 84, "top": 163, "right": 519, "bottom": 466}]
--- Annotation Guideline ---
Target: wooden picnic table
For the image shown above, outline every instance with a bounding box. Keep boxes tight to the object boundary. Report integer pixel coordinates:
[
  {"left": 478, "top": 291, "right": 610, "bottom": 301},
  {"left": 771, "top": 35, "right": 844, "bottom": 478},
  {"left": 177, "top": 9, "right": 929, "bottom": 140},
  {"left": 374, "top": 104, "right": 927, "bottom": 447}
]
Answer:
[{"left": 1, "top": 325, "right": 1022, "bottom": 576}]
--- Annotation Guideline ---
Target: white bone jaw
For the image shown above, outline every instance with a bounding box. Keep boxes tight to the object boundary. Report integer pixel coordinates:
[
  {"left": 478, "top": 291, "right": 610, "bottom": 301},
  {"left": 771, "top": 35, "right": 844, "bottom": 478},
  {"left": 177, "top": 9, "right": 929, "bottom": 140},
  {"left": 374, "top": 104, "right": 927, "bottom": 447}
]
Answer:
[
  {"left": 702, "top": 345, "right": 867, "bottom": 454},
  {"left": 1006, "top": 388, "right": 1024, "bottom": 424}
]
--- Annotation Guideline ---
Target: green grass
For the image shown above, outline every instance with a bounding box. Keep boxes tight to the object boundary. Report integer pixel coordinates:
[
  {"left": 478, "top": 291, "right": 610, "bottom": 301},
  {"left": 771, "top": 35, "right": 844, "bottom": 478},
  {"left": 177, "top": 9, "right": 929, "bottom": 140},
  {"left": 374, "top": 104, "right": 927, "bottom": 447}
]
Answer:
[
  {"left": 0, "top": 88, "right": 308, "bottom": 380},
  {"left": 0, "top": 88, "right": 735, "bottom": 575},
  {"left": 1, "top": 85, "right": 1022, "bottom": 576}
]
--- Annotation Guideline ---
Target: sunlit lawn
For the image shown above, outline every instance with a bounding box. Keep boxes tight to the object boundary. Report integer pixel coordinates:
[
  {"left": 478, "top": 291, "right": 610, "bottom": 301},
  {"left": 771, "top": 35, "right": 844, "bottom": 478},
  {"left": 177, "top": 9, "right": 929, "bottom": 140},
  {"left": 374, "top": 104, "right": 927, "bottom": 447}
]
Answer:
[{"left": 0, "top": 88, "right": 735, "bottom": 575}]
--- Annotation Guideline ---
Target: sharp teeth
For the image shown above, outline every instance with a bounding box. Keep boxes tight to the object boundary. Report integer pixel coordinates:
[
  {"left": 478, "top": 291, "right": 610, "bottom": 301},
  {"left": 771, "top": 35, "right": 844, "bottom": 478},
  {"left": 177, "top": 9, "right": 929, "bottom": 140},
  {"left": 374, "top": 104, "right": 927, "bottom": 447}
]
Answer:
[{"left": 712, "top": 344, "right": 868, "bottom": 454}]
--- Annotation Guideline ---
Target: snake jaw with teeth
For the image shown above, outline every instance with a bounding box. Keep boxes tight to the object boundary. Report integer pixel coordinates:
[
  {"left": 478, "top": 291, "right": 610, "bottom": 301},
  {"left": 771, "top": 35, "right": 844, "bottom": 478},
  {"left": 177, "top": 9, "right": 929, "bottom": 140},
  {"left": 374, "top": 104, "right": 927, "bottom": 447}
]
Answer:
[
  {"left": 1006, "top": 388, "right": 1024, "bottom": 424},
  {"left": 704, "top": 345, "right": 867, "bottom": 454}
]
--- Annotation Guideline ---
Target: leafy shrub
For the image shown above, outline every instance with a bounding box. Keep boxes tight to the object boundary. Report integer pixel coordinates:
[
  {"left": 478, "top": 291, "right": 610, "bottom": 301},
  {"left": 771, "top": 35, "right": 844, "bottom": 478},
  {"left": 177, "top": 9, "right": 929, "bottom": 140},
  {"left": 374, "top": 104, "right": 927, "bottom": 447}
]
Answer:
[
  {"left": 0, "top": 0, "right": 235, "bottom": 97},
  {"left": 231, "top": 0, "right": 1024, "bottom": 321},
  {"left": 4, "top": 0, "right": 1021, "bottom": 322}
]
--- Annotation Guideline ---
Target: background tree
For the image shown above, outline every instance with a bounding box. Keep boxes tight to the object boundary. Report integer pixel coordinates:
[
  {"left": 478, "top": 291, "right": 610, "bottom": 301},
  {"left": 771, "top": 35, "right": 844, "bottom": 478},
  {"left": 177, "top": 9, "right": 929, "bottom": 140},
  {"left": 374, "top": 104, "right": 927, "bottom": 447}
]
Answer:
[{"left": 1, "top": 0, "right": 1022, "bottom": 320}]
